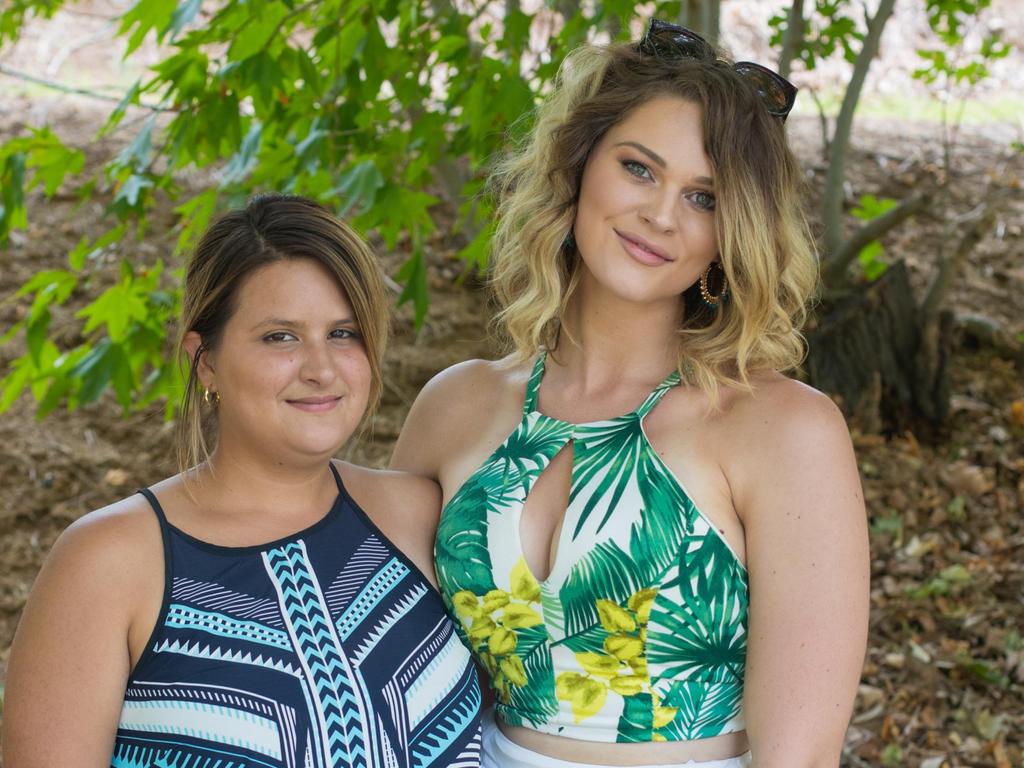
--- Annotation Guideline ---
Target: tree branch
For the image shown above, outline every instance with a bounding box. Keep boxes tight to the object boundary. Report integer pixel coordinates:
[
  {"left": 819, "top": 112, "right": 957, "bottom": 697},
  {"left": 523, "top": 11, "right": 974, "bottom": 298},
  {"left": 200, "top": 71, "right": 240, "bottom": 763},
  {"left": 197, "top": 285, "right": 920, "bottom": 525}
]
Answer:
[
  {"left": 0, "top": 64, "right": 170, "bottom": 112},
  {"left": 821, "top": 191, "right": 932, "bottom": 287},
  {"left": 820, "top": 0, "right": 897, "bottom": 260}
]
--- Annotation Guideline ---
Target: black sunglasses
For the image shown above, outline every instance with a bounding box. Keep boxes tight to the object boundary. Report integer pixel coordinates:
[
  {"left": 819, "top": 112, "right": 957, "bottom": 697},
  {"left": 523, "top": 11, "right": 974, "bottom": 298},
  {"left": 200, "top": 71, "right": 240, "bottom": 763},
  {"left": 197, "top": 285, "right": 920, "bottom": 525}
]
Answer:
[{"left": 638, "top": 19, "right": 798, "bottom": 122}]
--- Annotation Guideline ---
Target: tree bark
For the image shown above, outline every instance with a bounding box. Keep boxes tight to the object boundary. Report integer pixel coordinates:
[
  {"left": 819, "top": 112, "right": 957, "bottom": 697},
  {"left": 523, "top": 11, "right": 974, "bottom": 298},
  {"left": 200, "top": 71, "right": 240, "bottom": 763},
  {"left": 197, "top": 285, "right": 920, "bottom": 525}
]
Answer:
[
  {"left": 777, "top": 0, "right": 805, "bottom": 79},
  {"left": 677, "top": 0, "right": 701, "bottom": 29},
  {"left": 820, "top": 0, "right": 897, "bottom": 265},
  {"left": 702, "top": 0, "right": 720, "bottom": 44},
  {"left": 806, "top": 260, "right": 951, "bottom": 437}
]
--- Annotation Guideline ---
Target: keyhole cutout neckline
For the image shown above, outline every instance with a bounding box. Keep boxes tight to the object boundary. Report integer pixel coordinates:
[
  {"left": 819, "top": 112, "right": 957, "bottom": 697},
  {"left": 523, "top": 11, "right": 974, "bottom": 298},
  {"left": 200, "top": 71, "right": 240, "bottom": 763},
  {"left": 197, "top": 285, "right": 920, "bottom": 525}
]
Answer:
[
  {"left": 523, "top": 350, "right": 682, "bottom": 428},
  {"left": 516, "top": 351, "right": 682, "bottom": 585}
]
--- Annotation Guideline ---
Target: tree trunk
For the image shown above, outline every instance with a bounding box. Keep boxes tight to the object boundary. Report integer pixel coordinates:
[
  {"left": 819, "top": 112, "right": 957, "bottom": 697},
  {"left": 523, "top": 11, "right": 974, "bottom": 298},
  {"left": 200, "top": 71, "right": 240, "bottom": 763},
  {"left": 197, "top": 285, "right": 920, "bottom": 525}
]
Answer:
[
  {"left": 806, "top": 260, "right": 951, "bottom": 438},
  {"left": 820, "top": 0, "right": 897, "bottom": 265},
  {"left": 702, "top": 0, "right": 720, "bottom": 44},
  {"left": 677, "top": 0, "right": 701, "bottom": 29},
  {"left": 777, "top": 0, "right": 804, "bottom": 78}
]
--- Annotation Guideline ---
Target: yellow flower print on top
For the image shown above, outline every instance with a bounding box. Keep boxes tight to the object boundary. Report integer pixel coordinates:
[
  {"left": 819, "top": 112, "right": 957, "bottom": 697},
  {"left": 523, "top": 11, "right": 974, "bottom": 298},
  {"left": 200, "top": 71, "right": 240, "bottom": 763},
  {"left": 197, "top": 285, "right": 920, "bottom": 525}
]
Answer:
[
  {"left": 555, "top": 588, "right": 659, "bottom": 723},
  {"left": 447, "top": 556, "right": 545, "bottom": 704}
]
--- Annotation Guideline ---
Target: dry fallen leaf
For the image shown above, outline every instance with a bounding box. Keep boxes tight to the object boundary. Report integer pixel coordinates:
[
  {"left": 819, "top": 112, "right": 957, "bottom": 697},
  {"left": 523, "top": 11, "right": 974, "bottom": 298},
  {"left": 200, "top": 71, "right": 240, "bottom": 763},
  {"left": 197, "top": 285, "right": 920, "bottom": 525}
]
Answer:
[{"left": 104, "top": 468, "right": 129, "bottom": 487}]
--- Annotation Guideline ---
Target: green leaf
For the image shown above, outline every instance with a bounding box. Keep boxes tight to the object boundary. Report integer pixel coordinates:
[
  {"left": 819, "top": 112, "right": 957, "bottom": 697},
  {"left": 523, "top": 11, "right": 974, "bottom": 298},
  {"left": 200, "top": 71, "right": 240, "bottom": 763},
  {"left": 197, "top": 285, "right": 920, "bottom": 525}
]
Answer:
[
  {"left": 458, "top": 220, "right": 495, "bottom": 273},
  {"left": 114, "top": 174, "right": 154, "bottom": 207},
  {"left": 68, "top": 224, "right": 128, "bottom": 271},
  {"left": 174, "top": 188, "right": 217, "bottom": 254},
  {"left": 169, "top": 0, "right": 202, "bottom": 36},
  {"left": 115, "top": 114, "right": 157, "bottom": 172},
  {"left": 227, "top": 3, "right": 289, "bottom": 61},
  {"left": 119, "top": 0, "right": 177, "bottom": 55},
  {"left": 220, "top": 122, "right": 262, "bottom": 186},
  {"left": 335, "top": 159, "right": 384, "bottom": 216},
  {"left": 78, "top": 281, "right": 149, "bottom": 342},
  {"left": 395, "top": 248, "right": 429, "bottom": 329},
  {"left": 69, "top": 338, "right": 114, "bottom": 405},
  {"left": 17, "top": 269, "right": 77, "bottom": 301},
  {"left": 0, "top": 151, "right": 27, "bottom": 243},
  {"left": 433, "top": 35, "right": 467, "bottom": 60},
  {"left": 0, "top": 355, "right": 33, "bottom": 412},
  {"left": 100, "top": 80, "right": 142, "bottom": 137},
  {"left": 26, "top": 131, "right": 84, "bottom": 196}
]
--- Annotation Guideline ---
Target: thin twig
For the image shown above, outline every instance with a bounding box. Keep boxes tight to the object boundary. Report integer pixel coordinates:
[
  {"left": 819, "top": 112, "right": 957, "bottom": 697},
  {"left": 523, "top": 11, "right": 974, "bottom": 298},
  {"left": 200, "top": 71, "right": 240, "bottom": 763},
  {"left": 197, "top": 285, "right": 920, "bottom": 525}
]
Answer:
[{"left": 0, "top": 64, "right": 171, "bottom": 112}]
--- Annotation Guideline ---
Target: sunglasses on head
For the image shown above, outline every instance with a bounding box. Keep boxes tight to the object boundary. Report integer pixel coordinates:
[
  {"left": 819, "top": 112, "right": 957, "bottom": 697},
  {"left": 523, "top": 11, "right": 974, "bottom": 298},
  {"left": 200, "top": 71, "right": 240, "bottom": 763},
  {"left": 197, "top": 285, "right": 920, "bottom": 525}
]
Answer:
[{"left": 638, "top": 19, "right": 798, "bottom": 122}]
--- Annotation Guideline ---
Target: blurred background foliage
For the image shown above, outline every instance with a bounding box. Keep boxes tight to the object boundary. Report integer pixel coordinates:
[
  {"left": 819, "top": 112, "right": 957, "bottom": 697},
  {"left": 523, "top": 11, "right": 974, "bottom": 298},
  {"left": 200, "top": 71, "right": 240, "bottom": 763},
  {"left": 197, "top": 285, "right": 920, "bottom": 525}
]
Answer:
[{"left": 0, "top": 0, "right": 1013, "bottom": 427}]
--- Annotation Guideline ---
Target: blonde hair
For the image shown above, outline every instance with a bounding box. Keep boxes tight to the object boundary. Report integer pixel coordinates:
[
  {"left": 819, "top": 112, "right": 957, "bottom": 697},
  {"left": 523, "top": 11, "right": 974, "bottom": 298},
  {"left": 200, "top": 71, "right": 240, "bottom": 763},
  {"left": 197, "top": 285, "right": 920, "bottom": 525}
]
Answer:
[
  {"left": 175, "top": 194, "right": 390, "bottom": 473},
  {"left": 490, "top": 41, "right": 817, "bottom": 397}
]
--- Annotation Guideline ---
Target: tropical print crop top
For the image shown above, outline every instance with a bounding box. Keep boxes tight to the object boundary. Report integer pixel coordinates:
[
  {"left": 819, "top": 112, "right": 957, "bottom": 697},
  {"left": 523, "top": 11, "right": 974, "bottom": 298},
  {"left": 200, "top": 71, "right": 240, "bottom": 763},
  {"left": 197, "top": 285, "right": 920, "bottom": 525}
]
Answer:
[{"left": 434, "top": 352, "right": 749, "bottom": 743}]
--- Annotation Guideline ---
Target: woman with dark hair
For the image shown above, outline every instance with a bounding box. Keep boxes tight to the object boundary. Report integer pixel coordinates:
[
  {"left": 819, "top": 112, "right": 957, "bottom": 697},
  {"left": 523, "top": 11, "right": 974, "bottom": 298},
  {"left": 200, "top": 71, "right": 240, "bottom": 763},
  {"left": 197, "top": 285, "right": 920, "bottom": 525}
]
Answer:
[
  {"left": 3, "top": 195, "right": 482, "bottom": 767},
  {"left": 392, "top": 21, "right": 869, "bottom": 768}
]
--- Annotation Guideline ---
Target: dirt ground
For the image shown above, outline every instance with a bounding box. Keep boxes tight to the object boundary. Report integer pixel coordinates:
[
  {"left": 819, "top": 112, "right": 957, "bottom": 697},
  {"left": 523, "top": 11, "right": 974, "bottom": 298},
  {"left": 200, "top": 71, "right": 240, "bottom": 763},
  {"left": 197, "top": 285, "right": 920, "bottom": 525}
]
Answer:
[{"left": 2, "top": 5, "right": 1024, "bottom": 766}]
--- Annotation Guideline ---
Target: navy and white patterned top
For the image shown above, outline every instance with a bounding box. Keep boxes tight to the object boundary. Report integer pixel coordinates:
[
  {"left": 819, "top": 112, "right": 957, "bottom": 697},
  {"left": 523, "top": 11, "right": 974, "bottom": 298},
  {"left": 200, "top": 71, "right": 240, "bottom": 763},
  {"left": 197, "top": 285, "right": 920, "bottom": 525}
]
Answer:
[{"left": 112, "top": 463, "right": 482, "bottom": 768}]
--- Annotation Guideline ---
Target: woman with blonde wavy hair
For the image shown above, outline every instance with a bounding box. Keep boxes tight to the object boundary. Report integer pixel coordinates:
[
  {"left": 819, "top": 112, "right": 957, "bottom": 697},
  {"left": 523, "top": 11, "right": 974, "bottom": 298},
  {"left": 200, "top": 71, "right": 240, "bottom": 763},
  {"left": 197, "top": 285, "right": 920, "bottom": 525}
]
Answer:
[{"left": 392, "top": 20, "right": 869, "bottom": 768}]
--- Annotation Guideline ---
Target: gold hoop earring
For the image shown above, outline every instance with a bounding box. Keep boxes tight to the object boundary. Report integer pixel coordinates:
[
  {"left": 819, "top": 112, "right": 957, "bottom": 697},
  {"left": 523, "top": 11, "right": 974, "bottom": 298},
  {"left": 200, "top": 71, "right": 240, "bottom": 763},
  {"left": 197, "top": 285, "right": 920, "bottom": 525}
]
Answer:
[
  {"left": 203, "top": 388, "right": 220, "bottom": 406},
  {"left": 699, "top": 263, "right": 729, "bottom": 307}
]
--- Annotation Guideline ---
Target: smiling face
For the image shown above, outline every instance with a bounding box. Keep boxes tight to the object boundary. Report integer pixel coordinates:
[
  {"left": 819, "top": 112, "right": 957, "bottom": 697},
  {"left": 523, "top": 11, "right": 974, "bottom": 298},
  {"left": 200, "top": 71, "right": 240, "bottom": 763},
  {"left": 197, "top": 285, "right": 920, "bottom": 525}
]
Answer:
[
  {"left": 194, "top": 258, "right": 371, "bottom": 465},
  {"left": 572, "top": 95, "right": 718, "bottom": 309}
]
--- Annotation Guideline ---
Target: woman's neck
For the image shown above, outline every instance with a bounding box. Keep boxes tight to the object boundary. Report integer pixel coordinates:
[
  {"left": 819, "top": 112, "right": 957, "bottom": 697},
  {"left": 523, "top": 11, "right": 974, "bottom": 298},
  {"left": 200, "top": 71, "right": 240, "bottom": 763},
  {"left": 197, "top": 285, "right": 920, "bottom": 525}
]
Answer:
[
  {"left": 555, "top": 280, "right": 681, "bottom": 390},
  {"left": 188, "top": 443, "right": 338, "bottom": 519}
]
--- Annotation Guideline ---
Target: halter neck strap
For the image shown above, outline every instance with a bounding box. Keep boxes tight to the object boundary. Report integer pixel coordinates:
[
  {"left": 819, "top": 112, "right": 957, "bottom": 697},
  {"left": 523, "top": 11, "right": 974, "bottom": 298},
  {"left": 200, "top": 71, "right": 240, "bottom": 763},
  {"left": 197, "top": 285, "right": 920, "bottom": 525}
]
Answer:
[
  {"left": 522, "top": 351, "right": 548, "bottom": 415},
  {"left": 523, "top": 350, "right": 681, "bottom": 420}
]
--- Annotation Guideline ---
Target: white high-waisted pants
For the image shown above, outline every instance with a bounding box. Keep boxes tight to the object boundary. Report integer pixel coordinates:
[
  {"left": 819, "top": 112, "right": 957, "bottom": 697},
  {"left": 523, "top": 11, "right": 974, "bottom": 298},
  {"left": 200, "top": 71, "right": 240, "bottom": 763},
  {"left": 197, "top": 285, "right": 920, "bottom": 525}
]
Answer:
[{"left": 481, "top": 710, "right": 753, "bottom": 768}]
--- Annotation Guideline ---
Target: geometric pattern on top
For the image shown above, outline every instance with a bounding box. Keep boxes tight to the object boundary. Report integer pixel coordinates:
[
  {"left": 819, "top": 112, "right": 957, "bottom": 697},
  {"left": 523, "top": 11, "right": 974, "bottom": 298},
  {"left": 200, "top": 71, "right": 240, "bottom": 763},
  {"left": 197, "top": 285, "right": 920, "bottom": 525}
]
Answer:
[
  {"left": 113, "top": 463, "right": 481, "bottom": 768},
  {"left": 435, "top": 351, "right": 748, "bottom": 743}
]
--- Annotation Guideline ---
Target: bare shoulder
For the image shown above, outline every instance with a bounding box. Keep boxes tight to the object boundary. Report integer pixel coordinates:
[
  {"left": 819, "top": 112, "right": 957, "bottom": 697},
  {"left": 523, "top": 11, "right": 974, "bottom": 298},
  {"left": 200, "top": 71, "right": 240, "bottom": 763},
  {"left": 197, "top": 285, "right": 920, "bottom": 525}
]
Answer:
[
  {"left": 718, "top": 373, "right": 858, "bottom": 511},
  {"left": 727, "top": 372, "right": 849, "bottom": 447},
  {"left": 48, "top": 493, "right": 162, "bottom": 581},
  {"left": 391, "top": 355, "right": 532, "bottom": 476},
  {"left": 337, "top": 460, "right": 441, "bottom": 513},
  {"left": 414, "top": 355, "right": 529, "bottom": 414},
  {"left": 333, "top": 461, "right": 443, "bottom": 585}
]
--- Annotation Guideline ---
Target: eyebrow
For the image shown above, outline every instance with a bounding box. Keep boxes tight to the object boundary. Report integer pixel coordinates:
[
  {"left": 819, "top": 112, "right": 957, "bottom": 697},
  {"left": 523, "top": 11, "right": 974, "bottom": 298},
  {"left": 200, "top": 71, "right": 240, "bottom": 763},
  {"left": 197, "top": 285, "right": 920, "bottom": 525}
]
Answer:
[
  {"left": 251, "top": 317, "right": 357, "bottom": 331},
  {"left": 614, "top": 141, "right": 715, "bottom": 186}
]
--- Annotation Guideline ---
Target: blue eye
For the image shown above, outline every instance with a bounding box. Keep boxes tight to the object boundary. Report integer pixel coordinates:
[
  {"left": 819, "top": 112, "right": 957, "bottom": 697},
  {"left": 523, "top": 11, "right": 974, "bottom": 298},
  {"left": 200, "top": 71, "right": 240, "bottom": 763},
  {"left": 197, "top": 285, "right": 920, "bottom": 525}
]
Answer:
[
  {"left": 690, "top": 190, "right": 716, "bottom": 212},
  {"left": 622, "top": 160, "right": 652, "bottom": 180}
]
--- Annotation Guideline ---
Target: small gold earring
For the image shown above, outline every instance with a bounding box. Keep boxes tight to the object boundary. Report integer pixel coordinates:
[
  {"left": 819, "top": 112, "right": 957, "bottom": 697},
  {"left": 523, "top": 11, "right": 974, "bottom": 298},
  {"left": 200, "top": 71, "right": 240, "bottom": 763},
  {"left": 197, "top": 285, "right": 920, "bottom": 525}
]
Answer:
[{"left": 203, "top": 388, "right": 220, "bottom": 406}]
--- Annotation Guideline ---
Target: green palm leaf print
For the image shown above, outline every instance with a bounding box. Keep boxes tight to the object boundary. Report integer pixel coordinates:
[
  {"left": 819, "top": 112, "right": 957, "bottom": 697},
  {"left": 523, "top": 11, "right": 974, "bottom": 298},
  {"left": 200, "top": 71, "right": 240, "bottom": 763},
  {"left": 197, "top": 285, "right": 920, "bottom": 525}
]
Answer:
[
  {"left": 494, "top": 415, "right": 571, "bottom": 495},
  {"left": 646, "top": 584, "right": 746, "bottom": 683},
  {"left": 436, "top": 472, "right": 501, "bottom": 593},
  {"left": 654, "top": 677, "right": 744, "bottom": 741},
  {"left": 506, "top": 623, "right": 559, "bottom": 725},
  {"left": 560, "top": 540, "right": 644, "bottom": 637},
  {"left": 617, "top": 690, "right": 654, "bottom": 742},
  {"left": 570, "top": 417, "right": 646, "bottom": 537}
]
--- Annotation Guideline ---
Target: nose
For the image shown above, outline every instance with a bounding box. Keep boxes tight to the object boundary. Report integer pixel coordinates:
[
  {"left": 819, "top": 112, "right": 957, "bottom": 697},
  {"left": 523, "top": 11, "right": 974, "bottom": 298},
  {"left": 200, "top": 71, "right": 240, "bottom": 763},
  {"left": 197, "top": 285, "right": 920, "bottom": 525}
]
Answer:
[
  {"left": 639, "top": 187, "right": 677, "bottom": 233},
  {"left": 299, "top": 340, "right": 337, "bottom": 386}
]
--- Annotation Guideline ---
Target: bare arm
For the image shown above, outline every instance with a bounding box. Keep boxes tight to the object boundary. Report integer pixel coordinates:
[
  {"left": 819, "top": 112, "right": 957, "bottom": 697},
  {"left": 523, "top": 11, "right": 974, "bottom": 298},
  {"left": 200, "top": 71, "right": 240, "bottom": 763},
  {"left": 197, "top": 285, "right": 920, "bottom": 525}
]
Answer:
[
  {"left": 734, "top": 386, "right": 870, "bottom": 767},
  {"left": 389, "top": 368, "right": 455, "bottom": 479},
  {"left": 2, "top": 503, "right": 160, "bottom": 767},
  {"left": 390, "top": 358, "right": 510, "bottom": 482},
  {"left": 340, "top": 462, "right": 443, "bottom": 587}
]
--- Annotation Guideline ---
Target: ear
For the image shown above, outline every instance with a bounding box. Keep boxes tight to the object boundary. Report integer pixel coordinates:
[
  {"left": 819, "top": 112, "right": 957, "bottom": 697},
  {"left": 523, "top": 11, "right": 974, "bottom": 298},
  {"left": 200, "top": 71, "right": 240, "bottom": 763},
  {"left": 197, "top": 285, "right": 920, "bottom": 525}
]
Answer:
[{"left": 183, "top": 330, "right": 216, "bottom": 390}]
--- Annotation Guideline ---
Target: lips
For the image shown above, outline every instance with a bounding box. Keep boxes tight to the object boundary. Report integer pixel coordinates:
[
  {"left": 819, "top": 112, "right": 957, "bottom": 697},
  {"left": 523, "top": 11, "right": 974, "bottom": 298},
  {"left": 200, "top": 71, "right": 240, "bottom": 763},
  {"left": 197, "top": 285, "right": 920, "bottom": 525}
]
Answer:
[
  {"left": 286, "top": 395, "right": 342, "bottom": 412},
  {"left": 615, "top": 230, "right": 673, "bottom": 265}
]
